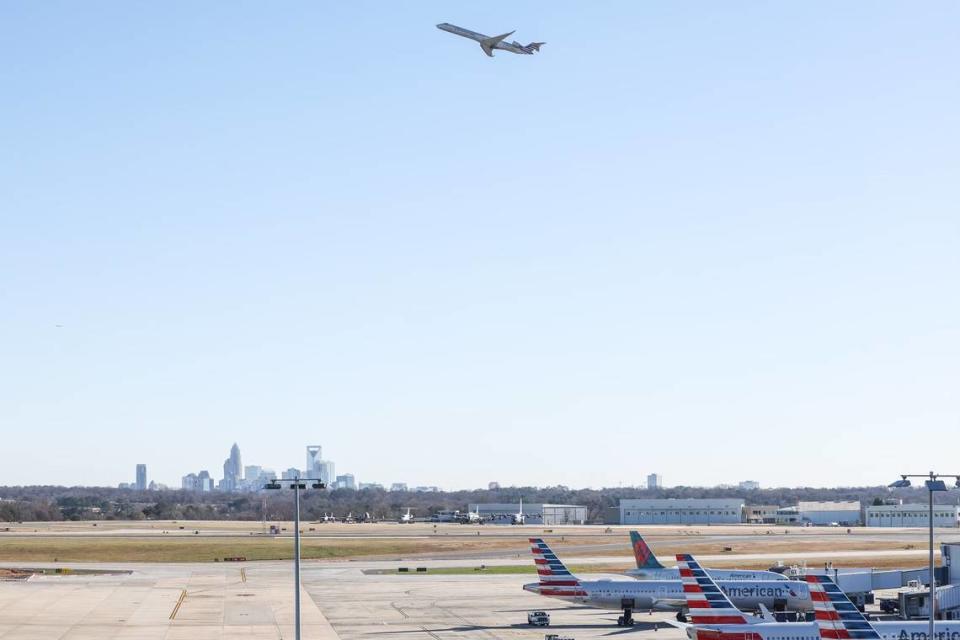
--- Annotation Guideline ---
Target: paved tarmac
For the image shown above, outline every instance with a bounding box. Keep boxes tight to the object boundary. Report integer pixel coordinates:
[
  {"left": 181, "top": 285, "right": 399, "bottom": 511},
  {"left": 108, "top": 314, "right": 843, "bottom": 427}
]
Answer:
[{"left": 0, "top": 559, "right": 680, "bottom": 640}]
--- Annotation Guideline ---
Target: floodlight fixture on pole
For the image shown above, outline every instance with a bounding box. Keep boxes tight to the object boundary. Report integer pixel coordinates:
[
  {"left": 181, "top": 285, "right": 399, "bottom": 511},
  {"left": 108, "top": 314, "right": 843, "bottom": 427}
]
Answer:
[
  {"left": 890, "top": 471, "right": 960, "bottom": 640},
  {"left": 264, "top": 477, "right": 326, "bottom": 640}
]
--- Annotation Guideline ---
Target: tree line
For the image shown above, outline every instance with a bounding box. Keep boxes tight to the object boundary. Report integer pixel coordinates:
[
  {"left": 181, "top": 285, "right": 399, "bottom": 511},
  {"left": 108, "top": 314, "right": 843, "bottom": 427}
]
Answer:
[{"left": 2, "top": 483, "right": 956, "bottom": 522}]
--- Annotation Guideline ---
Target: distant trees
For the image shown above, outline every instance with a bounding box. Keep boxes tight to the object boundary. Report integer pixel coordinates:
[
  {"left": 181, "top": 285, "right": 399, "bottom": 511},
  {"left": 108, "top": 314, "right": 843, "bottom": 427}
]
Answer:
[{"left": 0, "top": 483, "right": 945, "bottom": 523}]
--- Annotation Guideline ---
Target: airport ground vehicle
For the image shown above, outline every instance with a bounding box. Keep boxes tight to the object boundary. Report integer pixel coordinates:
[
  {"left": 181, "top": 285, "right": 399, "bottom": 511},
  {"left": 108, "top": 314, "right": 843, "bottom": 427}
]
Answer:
[
  {"left": 544, "top": 635, "right": 573, "bottom": 640},
  {"left": 527, "top": 611, "right": 550, "bottom": 626}
]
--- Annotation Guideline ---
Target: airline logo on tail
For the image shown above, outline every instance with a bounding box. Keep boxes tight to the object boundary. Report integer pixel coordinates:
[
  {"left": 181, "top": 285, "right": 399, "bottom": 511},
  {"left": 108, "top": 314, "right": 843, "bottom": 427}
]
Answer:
[
  {"left": 530, "top": 538, "right": 585, "bottom": 597},
  {"left": 676, "top": 554, "right": 749, "bottom": 625},
  {"left": 804, "top": 575, "right": 880, "bottom": 640},
  {"left": 631, "top": 531, "right": 665, "bottom": 569}
]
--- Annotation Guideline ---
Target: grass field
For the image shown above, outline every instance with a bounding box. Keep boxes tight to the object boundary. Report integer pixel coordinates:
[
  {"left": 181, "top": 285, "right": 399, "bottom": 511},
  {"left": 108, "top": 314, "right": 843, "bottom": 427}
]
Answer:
[
  {"left": 0, "top": 537, "right": 433, "bottom": 563},
  {"left": 0, "top": 521, "right": 940, "bottom": 566}
]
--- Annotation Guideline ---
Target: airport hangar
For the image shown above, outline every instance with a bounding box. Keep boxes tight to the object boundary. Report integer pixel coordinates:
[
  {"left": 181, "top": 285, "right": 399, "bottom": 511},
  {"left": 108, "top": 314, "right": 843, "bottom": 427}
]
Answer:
[
  {"left": 866, "top": 503, "right": 960, "bottom": 528},
  {"left": 774, "top": 501, "right": 862, "bottom": 526},
  {"left": 618, "top": 498, "right": 865, "bottom": 525},
  {"left": 619, "top": 498, "right": 745, "bottom": 524},
  {"left": 468, "top": 503, "right": 587, "bottom": 525}
]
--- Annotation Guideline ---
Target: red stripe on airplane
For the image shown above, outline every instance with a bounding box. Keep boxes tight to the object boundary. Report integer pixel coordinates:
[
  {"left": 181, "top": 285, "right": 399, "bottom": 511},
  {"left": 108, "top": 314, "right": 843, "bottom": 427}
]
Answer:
[{"left": 689, "top": 615, "right": 747, "bottom": 625}]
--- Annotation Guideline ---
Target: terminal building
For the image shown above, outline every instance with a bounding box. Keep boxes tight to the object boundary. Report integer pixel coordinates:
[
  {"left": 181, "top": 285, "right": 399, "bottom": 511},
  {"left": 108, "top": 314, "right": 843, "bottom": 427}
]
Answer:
[
  {"left": 865, "top": 504, "right": 960, "bottom": 528},
  {"left": 468, "top": 503, "right": 587, "bottom": 525},
  {"left": 619, "top": 498, "right": 744, "bottom": 525},
  {"left": 745, "top": 504, "right": 779, "bottom": 524}
]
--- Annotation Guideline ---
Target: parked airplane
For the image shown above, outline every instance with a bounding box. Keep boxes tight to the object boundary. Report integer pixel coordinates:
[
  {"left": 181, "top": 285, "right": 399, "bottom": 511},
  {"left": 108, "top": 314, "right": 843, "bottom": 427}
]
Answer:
[
  {"left": 677, "top": 553, "right": 960, "bottom": 640},
  {"left": 318, "top": 513, "right": 337, "bottom": 524},
  {"left": 436, "top": 23, "right": 545, "bottom": 57},
  {"left": 627, "top": 531, "right": 787, "bottom": 581},
  {"left": 456, "top": 506, "right": 490, "bottom": 525},
  {"left": 399, "top": 508, "right": 415, "bottom": 524},
  {"left": 522, "top": 539, "right": 811, "bottom": 627}
]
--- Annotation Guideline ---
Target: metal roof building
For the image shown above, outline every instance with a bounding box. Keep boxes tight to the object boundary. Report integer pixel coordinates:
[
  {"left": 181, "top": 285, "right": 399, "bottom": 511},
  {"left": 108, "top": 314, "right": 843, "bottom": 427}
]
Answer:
[
  {"left": 619, "top": 498, "right": 744, "bottom": 525},
  {"left": 866, "top": 504, "right": 960, "bottom": 528}
]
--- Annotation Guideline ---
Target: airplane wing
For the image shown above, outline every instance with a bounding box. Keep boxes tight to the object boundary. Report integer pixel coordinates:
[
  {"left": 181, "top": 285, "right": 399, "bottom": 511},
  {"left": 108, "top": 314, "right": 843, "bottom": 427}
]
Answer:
[{"left": 480, "top": 31, "right": 514, "bottom": 57}]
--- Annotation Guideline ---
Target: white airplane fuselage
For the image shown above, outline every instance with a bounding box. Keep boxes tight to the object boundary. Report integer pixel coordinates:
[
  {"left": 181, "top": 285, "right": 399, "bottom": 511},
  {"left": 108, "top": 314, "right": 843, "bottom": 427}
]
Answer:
[
  {"left": 687, "top": 621, "right": 960, "bottom": 640},
  {"left": 524, "top": 579, "right": 812, "bottom": 613},
  {"left": 628, "top": 567, "right": 788, "bottom": 581},
  {"left": 436, "top": 23, "right": 542, "bottom": 56}
]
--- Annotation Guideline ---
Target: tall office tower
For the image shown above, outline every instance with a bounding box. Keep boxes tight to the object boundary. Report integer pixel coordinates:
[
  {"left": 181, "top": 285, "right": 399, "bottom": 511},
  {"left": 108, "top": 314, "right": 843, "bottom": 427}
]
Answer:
[
  {"left": 646, "top": 473, "right": 662, "bottom": 489},
  {"left": 197, "top": 470, "right": 213, "bottom": 491},
  {"left": 318, "top": 460, "right": 335, "bottom": 485},
  {"left": 182, "top": 473, "right": 198, "bottom": 491},
  {"left": 136, "top": 464, "right": 147, "bottom": 491},
  {"left": 306, "top": 445, "right": 322, "bottom": 476},
  {"left": 221, "top": 443, "right": 243, "bottom": 491}
]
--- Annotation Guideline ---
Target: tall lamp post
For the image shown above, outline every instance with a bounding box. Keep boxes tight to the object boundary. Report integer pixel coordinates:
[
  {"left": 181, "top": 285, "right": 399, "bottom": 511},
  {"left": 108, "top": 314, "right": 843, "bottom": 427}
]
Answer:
[
  {"left": 888, "top": 472, "right": 960, "bottom": 640},
  {"left": 265, "top": 477, "right": 326, "bottom": 640}
]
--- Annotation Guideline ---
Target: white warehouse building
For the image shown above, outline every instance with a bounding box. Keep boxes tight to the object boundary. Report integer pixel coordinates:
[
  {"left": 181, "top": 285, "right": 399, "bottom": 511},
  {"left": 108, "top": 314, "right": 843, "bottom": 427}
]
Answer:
[
  {"left": 866, "top": 504, "right": 960, "bottom": 528},
  {"left": 777, "top": 501, "right": 862, "bottom": 526},
  {"left": 619, "top": 498, "right": 744, "bottom": 525}
]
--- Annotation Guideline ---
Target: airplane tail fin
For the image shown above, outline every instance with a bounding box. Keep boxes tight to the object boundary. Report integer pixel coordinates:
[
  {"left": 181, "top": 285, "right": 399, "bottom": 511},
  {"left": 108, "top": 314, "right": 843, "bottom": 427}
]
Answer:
[
  {"left": 530, "top": 538, "right": 582, "bottom": 593},
  {"left": 676, "top": 554, "right": 749, "bottom": 625},
  {"left": 630, "top": 531, "right": 665, "bottom": 569},
  {"left": 803, "top": 574, "right": 880, "bottom": 639},
  {"left": 524, "top": 42, "right": 546, "bottom": 53}
]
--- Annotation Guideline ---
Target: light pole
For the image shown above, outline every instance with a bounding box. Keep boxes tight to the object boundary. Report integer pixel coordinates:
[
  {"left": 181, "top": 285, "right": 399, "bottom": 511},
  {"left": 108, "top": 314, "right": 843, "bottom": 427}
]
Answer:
[
  {"left": 888, "top": 472, "right": 960, "bottom": 640},
  {"left": 265, "top": 477, "right": 326, "bottom": 640}
]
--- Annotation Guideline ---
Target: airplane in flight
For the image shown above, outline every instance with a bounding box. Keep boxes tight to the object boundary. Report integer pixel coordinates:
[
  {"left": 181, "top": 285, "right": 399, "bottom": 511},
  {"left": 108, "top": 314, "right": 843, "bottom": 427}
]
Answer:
[
  {"left": 677, "top": 553, "right": 960, "bottom": 640},
  {"left": 436, "top": 23, "right": 545, "bottom": 57},
  {"left": 627, "top": 531, "right": 787, "bottom": 581},
  {"left": 522, "top": 539, "right": 812, "bottom": 627}
]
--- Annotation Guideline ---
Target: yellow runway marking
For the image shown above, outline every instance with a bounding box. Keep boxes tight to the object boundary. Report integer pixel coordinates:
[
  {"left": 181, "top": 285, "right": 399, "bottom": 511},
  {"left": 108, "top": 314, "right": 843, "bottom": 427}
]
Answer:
[{"left": 169, "top": 589, "right": 186, "bottom": 620}]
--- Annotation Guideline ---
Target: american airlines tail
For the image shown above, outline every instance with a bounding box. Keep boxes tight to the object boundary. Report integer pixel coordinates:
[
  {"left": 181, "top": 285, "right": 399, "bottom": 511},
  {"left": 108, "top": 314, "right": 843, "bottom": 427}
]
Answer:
[
  {"left": 804, "top": 574, "right": 880, "bottom": 640},
  {"left": 526, "top": 538, "right": 585, "bottom": 597},
  {"left": 630, "top": 531, "right": 665, "bottom": 569},
  {"left": 676, "top": 554, "right": 750, "bottom": 625}
]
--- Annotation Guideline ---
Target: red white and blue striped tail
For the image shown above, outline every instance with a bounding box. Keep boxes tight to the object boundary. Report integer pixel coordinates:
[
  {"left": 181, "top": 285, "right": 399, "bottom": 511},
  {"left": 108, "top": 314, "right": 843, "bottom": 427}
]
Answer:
[
  {"left": 804, "top": 575, "right": 880, "bottom": 640},
  {"left": 676, "top": 554, "right": 749, "bottom": 625},
  {"left": 530, "top": 538, "right": 585, "bottom": 596}
]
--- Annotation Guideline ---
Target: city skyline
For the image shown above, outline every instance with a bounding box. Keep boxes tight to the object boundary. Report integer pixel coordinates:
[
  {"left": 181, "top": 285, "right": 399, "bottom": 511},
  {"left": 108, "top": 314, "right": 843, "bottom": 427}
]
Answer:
[{"left": 2, "top": 3, "right": 957, "bottom": 489}]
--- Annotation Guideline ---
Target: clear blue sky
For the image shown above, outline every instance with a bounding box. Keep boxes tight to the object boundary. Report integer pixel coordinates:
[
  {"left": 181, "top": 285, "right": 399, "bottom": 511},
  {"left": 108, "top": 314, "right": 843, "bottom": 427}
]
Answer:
[{"left": 2, "top": 2, "right": 957, "bottom": 489}]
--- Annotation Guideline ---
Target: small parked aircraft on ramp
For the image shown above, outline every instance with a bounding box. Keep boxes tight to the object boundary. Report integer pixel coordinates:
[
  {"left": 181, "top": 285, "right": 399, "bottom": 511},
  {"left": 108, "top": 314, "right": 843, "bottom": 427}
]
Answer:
[{"left": 436, "top": 23, "right": 545, "bottom": 57}]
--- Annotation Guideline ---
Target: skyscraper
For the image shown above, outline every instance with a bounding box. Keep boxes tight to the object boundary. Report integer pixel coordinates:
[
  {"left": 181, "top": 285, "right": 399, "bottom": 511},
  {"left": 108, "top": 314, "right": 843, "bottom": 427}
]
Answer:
[
  {"left": 306, "top": 445, "right": 322, "bottom": 476},
  {"left": 646, "top": 473, "right": 662, "bottom": 489},
  {"left": 318, "top": 460, "right": 335, "bottom": 485},
  {"left": 221, "top": 443, "right": 243, "bottom": 491},
  {"left": 136, "top": 464, "right": 147, "bottom": 491}
]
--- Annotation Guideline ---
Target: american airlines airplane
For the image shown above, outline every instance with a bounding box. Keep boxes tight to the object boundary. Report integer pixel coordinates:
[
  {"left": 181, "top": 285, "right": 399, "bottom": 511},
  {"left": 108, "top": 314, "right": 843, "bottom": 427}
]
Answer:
[
  {"left": 677, "top": 553, "right": 960, "bottom": 640},
  {"left": 522, "top": 539, "right": 811, "bottom": 627},
  {"left": 627, "top": 531, "right": 787, "bottom": 581},
  {"left": 436, "top": 23, "right": 545, "bottom": 57}
]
